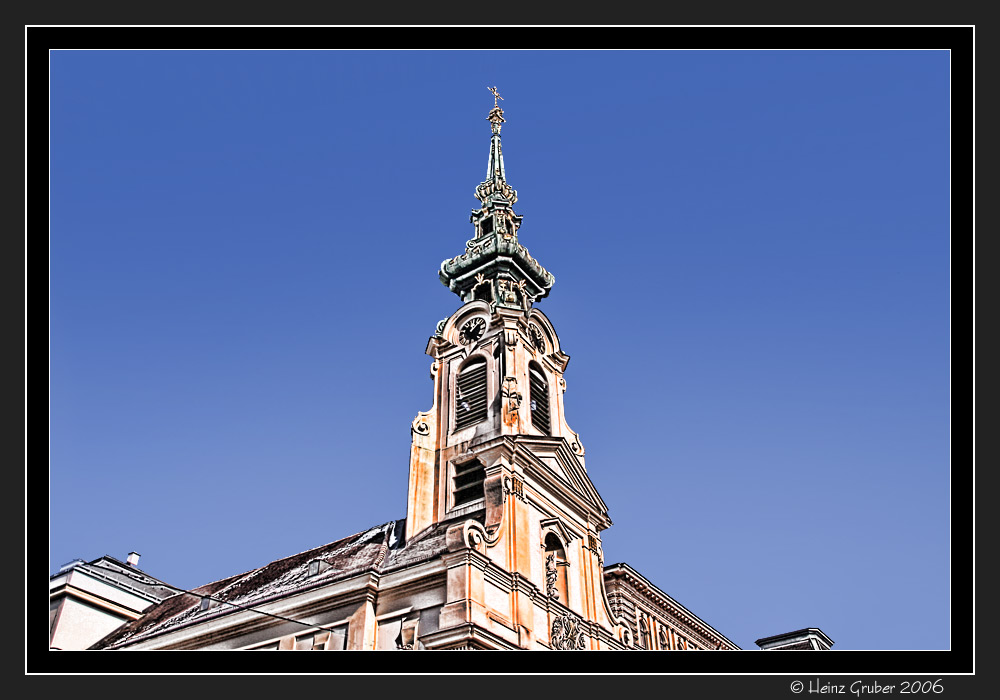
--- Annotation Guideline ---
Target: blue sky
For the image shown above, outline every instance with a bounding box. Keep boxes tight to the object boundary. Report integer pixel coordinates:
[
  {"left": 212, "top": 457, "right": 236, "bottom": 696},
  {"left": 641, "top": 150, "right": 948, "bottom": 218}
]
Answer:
[{"left": 48, "top": 49, "right": 951, "bottom": 651}]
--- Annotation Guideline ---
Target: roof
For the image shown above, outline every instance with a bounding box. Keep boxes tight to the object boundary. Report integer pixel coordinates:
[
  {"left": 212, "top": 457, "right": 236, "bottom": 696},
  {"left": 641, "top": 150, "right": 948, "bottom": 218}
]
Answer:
[
  {"left": 51, "top": 555, "right": 179, "bottom": 604},
  {"left": 91, "top": 514, "right": 462, "bottom": 650}
]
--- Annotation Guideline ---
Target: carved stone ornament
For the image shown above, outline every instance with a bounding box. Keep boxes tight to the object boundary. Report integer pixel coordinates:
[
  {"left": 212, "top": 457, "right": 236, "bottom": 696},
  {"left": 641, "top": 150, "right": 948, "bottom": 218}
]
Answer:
[
  {"left": 466, "top": 236, "right": 495, "bottom": 255},
  {"left": 501, "top": 376, "right": 522, "bottom": 428},
  {"left": 503, "top": 475, "right": 526, "bottom": 503},
  {"left": 446, "top": 519, "right": 498, "bottom": 553},
  {"left": 550, "top": 613, "right": 587, "bottom": 650},
  {"left": 545, "top": 553, "right": 559, "bottom": 600},
  {"left": 411, "top": 413, "right": 431, "bottom": 436}
]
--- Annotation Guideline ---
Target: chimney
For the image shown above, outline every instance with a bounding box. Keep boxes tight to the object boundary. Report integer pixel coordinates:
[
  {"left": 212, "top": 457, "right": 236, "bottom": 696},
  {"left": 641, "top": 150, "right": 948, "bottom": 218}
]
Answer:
[{"left": 126, "top": 552, "right": 141, "bottom": 567}]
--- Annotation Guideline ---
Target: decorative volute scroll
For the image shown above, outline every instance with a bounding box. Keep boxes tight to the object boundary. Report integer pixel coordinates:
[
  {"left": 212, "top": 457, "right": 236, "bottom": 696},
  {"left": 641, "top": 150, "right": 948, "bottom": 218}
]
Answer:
[
  {"left": 411, "top": 411, "right": 431, "bottom": 436},
  {"left": 445, "top": 519, "right": 500, "bottom": 555},
  {"left": 568, "top": 428, "right": 586, "bottom": 458}
]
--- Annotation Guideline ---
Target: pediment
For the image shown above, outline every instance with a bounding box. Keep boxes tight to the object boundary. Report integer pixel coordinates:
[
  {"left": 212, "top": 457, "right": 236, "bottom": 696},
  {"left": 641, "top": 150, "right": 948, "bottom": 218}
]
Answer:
[
  {"left": 539, "top": 517, "right": 580, "bottom": 544},
  {"left": 538, "top": 455, "right": 566, "bottom": 481},
  {"left": 511, "top": 436, "right": 610, "bottom": 523}
]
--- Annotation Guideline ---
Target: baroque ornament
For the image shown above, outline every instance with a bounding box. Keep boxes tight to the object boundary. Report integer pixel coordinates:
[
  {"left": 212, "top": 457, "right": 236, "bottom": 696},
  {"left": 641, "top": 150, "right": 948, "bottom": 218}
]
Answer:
[
  {"left": 471, "top": 271, "right": 492, "bottom": 294},
  {"left": 411, "top": 412, "right": 431, "bottom": 436},
  {"left": 545, "top": 552, "right": 559, "bottom": 600},
  {"left": 503, "top": 475, "right": 526, "bottom": 503},
  {"left": 501, "top": 376, "right": 522, "bottom": 429},
  {"left": 438, "top": 90, "right": 553, "bottom": 310},
  {"left": 497, "top": 278, "right": 518, "bottom": 306},
  {"left": 550, "top": 613, "right": 587, "bottom": 650},
  {"left": 545, "top": 553, "right": 559, "bottom": 600}
]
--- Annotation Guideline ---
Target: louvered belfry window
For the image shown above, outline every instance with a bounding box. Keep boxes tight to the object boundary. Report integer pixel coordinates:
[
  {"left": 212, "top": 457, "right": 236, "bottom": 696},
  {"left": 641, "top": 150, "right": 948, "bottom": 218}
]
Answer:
[
  {"left": 529, "top": 364, "right": 550, "bottom": 434},
  {"left": 455, "top": 357, "right": 488, "bottom": 430},
  {"left": 453, "top": 459, "right": 486, "bottom": 507}
]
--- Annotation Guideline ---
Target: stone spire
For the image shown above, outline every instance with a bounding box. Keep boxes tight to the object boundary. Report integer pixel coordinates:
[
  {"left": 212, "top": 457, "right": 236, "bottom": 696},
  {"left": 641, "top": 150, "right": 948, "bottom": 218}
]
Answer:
[{"left": 439, "top": 88, "right": 554, "bottom": 312}]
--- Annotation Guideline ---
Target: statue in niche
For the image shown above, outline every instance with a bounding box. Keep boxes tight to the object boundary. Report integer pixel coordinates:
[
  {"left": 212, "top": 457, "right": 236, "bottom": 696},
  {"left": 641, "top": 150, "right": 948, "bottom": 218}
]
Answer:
[{"left": 545, "top": 552, "right": 559, "bottom": 600}]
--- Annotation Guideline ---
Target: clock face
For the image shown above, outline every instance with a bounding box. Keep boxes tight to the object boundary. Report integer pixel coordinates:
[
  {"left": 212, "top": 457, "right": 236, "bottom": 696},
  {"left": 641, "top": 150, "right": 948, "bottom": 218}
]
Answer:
[
  {"left": 459, "top": 317, "right": 486, "bottom": 345},
  {"left": 529, "top": 324, "right": 545, "bottom": 352}
]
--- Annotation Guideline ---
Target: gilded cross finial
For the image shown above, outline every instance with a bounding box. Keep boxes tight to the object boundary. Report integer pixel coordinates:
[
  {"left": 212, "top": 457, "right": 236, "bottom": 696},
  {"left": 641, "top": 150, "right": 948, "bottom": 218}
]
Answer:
[{"left": 488, "top": 85, "right": 503, "bottom": 108}]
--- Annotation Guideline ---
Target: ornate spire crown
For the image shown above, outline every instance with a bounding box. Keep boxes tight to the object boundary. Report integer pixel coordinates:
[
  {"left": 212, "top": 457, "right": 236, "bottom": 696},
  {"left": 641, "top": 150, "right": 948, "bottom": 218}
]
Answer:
[
  {"left": 438, "top": 88, "right": 554, "bottom": 312},
  {"left": 477, "top": 86, "right": 518, "bottom": 207}
]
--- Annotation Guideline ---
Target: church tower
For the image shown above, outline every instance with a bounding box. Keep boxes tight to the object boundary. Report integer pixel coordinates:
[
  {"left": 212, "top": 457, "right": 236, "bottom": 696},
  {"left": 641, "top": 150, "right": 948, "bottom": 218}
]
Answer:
[{"left": 404, "top": 88, "right": 627, "bottom": 649}]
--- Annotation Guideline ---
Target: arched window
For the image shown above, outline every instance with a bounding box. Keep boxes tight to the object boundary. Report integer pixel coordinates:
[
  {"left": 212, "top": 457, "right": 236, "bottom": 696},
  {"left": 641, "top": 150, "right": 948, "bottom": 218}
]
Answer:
[
  {"left": 455, "top": 357, "right": 488, "bottom": 430},
  {"left": 529, "top": 363, "right": 550, "bottom": 434},
  {"left": 658, "top": 627, "right": 669, "bottom": 650},
  {"left": 639, "top": 618, "right": 651, "bottom": 650},
  {"left": 543, "top": 533, "right": 569, "bottom": 603}
]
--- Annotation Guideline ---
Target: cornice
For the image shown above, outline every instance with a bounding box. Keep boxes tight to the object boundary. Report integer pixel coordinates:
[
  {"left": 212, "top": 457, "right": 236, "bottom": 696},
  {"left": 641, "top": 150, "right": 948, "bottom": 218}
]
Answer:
[
  {"left": 604, "top": 565, "right": 739, "bottom": 650},
  {"left": 419, "top": 622, "right": 519, "bottom": 650},
  {"left": 50, "top": 584, "right": 144, "bottom": 620},
  {"left": 376, "top": 558, "right": 447, "bottom": 592},
  {"left": 59, "top": 563, "right": 169, "bottom": 605}
]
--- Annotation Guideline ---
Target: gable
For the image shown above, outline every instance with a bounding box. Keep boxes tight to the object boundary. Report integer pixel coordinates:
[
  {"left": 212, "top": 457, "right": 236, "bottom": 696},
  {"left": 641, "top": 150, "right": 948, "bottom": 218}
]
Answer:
[{"left": 511, "top": 436, "right": 610, "bottom": 526}]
